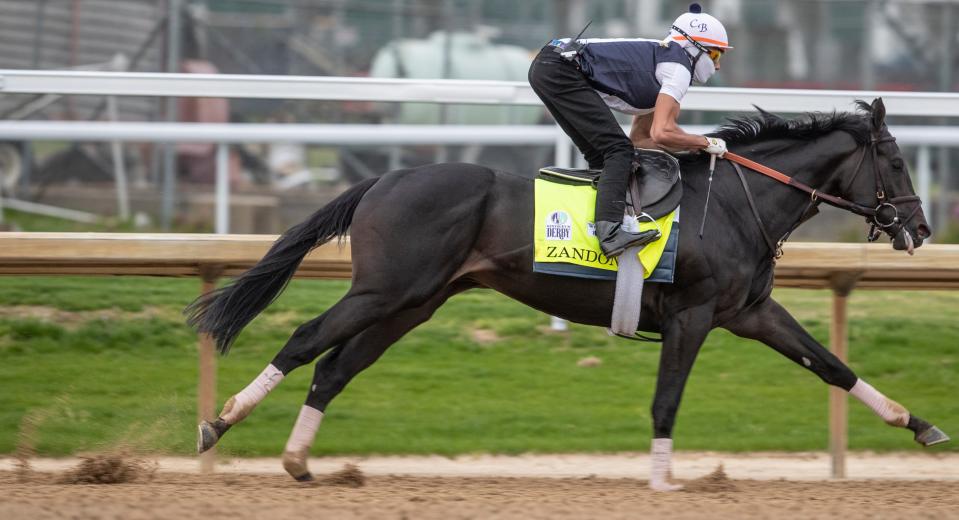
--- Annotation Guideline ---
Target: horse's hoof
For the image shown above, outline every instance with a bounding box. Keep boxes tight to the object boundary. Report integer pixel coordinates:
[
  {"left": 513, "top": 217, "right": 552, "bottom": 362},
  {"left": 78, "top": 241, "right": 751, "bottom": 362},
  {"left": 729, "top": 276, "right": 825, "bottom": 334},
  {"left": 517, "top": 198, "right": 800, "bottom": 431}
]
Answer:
[
  {"left": 293, "top": 472, "right": 315, "bottom": 482},
  {"left": 915, "top": 425, "right": 950, "bottom": 447},
  {"left": 197, "top": 418, "right": 232, "bottom": 453},
  {"left": 197, "top": 421, "right": 219, "bottom": 453},
  {"left": 283, "top": 449, "right": 313, "bottom": 482}
]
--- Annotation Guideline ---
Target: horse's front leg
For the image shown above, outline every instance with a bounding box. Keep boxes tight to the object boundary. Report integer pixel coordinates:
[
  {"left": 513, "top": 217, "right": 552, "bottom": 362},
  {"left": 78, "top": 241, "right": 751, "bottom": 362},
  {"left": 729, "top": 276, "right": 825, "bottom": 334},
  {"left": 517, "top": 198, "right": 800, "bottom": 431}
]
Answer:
[
  {"left": 649, "top": 301, "right": 715, "bottom": 491},
  {"left": 724, "top": 297, "right": 950, "bottom": 447}
]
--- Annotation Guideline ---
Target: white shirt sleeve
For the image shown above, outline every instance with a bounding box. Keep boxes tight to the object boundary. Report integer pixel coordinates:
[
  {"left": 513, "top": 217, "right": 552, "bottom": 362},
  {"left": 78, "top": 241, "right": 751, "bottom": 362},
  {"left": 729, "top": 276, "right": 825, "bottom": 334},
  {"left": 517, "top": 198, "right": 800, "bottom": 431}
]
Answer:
[
  {"left": 655, "top": 62, "right": 691, "bottom": 104},
  {"left": 596, "top": 91, "right": 649, "bottom": 115}
]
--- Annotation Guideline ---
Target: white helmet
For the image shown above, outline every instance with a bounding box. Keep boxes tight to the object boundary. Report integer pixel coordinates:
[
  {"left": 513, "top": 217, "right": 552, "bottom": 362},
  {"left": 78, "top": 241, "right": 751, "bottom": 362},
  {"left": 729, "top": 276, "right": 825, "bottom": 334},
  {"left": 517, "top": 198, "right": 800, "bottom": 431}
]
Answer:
[{"left": 668, "top": 3, "right": 732, "bottom": 50}]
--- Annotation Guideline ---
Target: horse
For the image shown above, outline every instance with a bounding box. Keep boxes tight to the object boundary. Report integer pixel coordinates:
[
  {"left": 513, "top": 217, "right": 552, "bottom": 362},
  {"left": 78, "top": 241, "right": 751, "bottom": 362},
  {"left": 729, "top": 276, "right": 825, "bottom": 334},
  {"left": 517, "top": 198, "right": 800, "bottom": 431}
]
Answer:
[{"left": 186, "top": 98, "right": 946, "bottom": 491}]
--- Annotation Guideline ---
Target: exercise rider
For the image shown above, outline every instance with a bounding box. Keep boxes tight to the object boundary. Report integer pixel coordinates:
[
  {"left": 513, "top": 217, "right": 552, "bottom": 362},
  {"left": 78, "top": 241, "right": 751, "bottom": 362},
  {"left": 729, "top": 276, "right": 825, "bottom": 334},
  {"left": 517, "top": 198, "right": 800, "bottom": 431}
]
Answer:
[{"left": 528, "top": 3, "right": 731, "bottom": 258}]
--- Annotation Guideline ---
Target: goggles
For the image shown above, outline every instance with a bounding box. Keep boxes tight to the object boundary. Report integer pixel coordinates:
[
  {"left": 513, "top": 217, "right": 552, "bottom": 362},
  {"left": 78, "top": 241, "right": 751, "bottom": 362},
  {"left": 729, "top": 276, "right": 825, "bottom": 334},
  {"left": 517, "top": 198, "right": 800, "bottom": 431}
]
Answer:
[{"left": 706, "top": 47, "right": 723, "bottom": 64}]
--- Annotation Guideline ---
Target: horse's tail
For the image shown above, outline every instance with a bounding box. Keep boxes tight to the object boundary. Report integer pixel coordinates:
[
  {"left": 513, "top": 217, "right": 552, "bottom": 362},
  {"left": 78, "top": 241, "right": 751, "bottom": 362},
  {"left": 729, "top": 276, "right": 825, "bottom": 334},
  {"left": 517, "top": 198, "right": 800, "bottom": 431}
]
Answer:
[{"left": 185, "top": 177, "right": 379, "bottom": 354}]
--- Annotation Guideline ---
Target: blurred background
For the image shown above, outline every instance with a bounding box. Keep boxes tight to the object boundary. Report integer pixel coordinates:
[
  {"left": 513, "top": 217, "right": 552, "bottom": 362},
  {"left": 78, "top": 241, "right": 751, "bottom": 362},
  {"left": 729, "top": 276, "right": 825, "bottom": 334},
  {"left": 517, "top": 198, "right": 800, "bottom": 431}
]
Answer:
[{"left": 0, "top": 0, "right": 956, "bottom": 241}]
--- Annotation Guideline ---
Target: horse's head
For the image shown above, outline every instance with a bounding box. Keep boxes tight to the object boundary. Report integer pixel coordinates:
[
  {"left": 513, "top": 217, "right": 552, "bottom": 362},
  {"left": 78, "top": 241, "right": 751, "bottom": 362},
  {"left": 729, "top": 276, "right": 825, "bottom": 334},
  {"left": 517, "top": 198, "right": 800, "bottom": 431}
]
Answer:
[{"left": 843, "top": 98, "right": 931, "bottom": 254}]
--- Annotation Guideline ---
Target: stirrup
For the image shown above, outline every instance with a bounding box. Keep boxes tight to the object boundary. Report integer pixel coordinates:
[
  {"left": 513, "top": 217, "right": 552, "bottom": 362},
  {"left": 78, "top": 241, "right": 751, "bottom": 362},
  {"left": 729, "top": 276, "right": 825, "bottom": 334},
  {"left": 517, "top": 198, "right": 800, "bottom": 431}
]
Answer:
[
  {"left": 600, "top": 227, "right": 661, "bottom": 258},
  {"left": 636, "top": 211, "right": 657, "bottom": 224}
]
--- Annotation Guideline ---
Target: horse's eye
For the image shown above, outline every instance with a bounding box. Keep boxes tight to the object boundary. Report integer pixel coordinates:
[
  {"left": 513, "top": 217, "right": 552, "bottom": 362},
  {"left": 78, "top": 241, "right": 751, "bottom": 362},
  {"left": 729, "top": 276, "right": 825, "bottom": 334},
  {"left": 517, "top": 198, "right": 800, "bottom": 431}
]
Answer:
[{"left": 890, "top": 158, "right": 904, "bottom": 170}]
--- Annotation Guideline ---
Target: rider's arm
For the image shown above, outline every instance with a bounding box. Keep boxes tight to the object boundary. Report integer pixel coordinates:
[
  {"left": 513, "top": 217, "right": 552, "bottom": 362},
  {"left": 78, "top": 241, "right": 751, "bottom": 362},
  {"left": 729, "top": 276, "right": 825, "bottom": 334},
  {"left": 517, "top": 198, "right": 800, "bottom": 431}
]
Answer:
[
  {"left": 649, "top": 94, "right": 710, "bottom": 151},
  {"left": 629, "top": 113, "right": 655, "bottom": 149}
]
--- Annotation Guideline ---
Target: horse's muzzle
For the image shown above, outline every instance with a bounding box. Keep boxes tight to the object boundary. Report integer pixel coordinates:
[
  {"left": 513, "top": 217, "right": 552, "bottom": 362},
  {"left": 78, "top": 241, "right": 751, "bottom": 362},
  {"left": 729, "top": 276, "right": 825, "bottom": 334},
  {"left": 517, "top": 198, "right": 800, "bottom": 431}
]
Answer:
[{"left": 892, "top": 227, "right": 921, "bottom": 255}]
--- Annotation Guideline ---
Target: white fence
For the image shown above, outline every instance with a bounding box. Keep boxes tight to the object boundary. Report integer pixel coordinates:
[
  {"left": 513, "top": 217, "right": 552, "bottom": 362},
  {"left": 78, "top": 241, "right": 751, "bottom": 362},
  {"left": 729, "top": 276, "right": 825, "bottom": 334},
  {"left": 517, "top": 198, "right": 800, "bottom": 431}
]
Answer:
[
  {"left": 0, "top": 120, "right": 948, "bottom": 234},
  {"left": 5, "top": 70, "right": 959, "bottom": 115},
  {"left": 0, "top": 70, "right": 957, "bottom": 233}
]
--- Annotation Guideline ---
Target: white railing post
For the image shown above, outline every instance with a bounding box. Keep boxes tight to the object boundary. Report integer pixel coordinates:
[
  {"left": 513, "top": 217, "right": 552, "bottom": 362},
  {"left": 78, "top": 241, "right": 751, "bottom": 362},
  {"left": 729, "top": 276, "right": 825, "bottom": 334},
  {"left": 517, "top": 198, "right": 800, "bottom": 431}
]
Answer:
[
  {"left": 388, "top": 145, "right": 402, "bottom": 171},
  {"left": 917, "top": 144, "right": 932, "bottom": 239},
  {"left": 554, "top": 125, "right": 571, "bottom": 168},
  {"left": 550, "top": 124, "right": 572, "bottom": 332},
  {"left": 215, "top": 143, "right": 229, "bottom": 234},
  {"left": 107, "top": 96, "right": 130, "bottom": 221}
]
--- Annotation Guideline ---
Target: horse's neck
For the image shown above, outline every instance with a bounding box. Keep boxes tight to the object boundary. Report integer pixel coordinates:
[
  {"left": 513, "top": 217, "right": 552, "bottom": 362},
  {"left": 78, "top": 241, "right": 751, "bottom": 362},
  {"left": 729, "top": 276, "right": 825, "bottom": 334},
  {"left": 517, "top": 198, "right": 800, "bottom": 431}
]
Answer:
[{"left": 744, "top": 137, "right": 858, "bottom": 243}]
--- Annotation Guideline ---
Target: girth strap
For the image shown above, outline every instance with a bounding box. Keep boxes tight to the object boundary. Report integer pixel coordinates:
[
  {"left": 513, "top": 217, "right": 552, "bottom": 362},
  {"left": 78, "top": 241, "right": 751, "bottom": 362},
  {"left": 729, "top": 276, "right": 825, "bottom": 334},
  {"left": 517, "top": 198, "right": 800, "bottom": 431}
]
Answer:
[{"left": 731, "top": 163, "right": 781, "bottom": 258}]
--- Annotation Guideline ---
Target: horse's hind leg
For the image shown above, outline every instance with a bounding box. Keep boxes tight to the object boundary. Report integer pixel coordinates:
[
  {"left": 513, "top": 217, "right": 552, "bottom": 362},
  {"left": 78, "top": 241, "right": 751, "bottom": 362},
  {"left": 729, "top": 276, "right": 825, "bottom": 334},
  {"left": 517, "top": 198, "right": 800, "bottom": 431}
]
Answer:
[
  {"left": 198, "top": 292, "right": 398, "bottom": 452},
  {"left": 281, "top": 283, "right": 470, "bottom": 480},
  {"left": 198, "top": 280, "right": 464, "bottom": 453},
  {"left": 724, "top": 297, "right": 950, "bottom": 447},
  {"left": 199, "top": 166, "right": 492, "bottom": 453}
]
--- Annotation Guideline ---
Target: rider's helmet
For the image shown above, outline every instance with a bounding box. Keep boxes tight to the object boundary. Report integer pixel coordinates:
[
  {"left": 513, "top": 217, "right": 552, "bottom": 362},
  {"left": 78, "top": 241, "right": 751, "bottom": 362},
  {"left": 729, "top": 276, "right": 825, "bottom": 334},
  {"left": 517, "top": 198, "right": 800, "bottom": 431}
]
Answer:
[{"left": 667, "top": 3, "right": 733, "bottom": 50}]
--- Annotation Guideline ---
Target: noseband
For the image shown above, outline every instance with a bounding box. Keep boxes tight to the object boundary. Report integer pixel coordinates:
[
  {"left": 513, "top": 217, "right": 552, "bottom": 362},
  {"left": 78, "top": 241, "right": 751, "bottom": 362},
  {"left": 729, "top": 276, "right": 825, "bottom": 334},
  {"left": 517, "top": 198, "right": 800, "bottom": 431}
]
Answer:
[{"left": 722, "top": 132, "right": 923, "bottom": 258}]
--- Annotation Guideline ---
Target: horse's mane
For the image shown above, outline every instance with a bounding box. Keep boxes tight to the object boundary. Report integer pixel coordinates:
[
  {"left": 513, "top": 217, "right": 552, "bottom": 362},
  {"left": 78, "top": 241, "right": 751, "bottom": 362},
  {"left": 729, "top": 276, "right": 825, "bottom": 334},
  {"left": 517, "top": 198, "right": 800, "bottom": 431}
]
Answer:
[{"left": 709, "top": 101, "right": 874, "bottom": 146}]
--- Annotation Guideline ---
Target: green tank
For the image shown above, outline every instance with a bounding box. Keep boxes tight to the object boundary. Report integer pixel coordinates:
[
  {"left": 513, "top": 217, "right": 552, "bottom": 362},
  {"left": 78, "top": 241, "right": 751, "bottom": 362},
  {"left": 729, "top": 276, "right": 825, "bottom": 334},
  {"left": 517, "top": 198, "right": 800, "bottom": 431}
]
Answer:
[{"left": 370, "top": 31, "right": 543, "bottom": 125}]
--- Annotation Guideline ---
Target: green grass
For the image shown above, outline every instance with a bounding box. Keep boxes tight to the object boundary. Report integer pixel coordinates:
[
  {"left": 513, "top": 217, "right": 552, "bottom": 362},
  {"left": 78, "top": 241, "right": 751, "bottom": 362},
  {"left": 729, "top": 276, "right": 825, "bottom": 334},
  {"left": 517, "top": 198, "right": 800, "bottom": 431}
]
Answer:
[
  {"left": 0, "top": 208, "right": 210, "bottom": 233},
  {"left": 0, "top": 276, "right": 956, "bottom": 457},
  {"left": 1, "top": 209, "right": 118, "bottom": 232}
]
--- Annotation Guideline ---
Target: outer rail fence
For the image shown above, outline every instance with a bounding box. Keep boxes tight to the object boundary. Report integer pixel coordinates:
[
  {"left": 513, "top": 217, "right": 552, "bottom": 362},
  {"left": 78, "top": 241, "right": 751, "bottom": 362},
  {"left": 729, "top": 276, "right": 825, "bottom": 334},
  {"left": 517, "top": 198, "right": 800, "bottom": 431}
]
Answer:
[
  {"left": 1, "top": 232, "right": 957, "bottom": 477},
  {"left": 5, "top": 70, "right": 959, "bottom": 115},
  {"left": 0, "top": 122, "right": 951, "bottom": 234},
  {"left": 2, "top": 70, "right": 959, "bottom": 232}
]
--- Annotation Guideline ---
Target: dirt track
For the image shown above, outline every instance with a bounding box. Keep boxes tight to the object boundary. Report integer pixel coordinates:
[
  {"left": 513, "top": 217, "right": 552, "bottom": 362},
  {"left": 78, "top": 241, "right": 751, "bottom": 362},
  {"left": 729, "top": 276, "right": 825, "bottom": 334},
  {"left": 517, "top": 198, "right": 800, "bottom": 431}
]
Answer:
[
  {"left": 6, "top": 452, "right": 959, "bottom": 480},
  {"left": 3, "top": 469, "right": 959, "bottom": 520},
  {"left": 2, "top": 453, "right": 957, "bottom": 519}
]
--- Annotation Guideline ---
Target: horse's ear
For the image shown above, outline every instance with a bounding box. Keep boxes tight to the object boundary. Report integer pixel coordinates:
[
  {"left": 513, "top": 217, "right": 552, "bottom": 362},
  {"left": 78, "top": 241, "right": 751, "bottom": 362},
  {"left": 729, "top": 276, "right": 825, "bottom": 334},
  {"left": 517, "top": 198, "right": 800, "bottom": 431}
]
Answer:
[
  {"left": 871, "top": 98, "right": 886, "bottom": 130},
  {"left": 753, "top": 104, "right": 782, "bottom": 124},
  {"left": 752, "top": 104, "right": 768, "bottom": 115}
]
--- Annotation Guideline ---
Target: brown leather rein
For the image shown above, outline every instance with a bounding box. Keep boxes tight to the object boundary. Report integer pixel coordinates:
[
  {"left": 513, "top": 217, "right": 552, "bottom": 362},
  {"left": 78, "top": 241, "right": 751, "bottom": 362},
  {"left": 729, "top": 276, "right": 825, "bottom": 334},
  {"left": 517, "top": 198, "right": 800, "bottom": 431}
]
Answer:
[
  {"left": 724, "top": 151, "right": 876, "bottom": 219},
  {"left": 719, "top": 135, "right": 923, "bottom": 257},
  {"left": 723, "top": 136, "right": 921, "bottom": 241}
]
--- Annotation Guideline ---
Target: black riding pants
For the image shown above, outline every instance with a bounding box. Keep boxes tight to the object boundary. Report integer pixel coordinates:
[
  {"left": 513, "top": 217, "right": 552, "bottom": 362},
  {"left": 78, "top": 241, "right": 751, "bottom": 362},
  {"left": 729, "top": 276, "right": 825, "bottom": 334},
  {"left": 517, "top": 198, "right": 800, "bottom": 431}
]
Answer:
[{"left": 528, "top": 46, "right": 634, "bottom": 223}]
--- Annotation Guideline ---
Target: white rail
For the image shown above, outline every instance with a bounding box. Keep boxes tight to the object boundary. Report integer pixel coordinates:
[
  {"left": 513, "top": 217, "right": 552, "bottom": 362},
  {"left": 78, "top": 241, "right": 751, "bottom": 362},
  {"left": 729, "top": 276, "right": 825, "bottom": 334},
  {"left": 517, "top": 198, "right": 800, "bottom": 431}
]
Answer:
[
  {"left": 0, "top": 121, "right": 957, "bottom": 145},
  {"left": 0, "top": 122, "right": 560, "bottom": 144},
  {"left": 0, "top": 70, "right": 953, "bottom": 234},
  {"left": 4, "top": 70, "right": 959, "bottom": 116},
  {"left": 0, "top": 121, "right": 942, "bottom": 234}
]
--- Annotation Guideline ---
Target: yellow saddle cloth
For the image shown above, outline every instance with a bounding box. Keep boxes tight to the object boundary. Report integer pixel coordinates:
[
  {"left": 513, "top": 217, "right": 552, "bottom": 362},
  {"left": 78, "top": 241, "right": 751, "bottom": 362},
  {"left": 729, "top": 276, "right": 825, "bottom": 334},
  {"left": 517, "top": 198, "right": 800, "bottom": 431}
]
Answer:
[{"left": 533, "top": 177, "right": 677, "bottom": 280}]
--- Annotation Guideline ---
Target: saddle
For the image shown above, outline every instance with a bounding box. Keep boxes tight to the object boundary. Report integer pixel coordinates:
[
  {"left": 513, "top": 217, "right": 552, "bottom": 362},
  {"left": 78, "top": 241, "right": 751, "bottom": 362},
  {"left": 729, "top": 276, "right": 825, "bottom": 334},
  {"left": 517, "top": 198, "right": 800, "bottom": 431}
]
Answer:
[
  {"left": 537, "top": 148, "right": 682, "bottom": 341},
  {"left": 537, "top": 148, "right": 683, "bottom": 220}
]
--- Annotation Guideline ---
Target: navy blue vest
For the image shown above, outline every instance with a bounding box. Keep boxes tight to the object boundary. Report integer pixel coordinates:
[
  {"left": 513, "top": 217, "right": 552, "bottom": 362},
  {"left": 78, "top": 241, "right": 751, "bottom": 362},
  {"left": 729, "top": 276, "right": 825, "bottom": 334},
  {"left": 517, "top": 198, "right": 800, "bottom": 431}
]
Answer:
[{"left": 575, "top": 40, "right": 693, "bottom": 111}]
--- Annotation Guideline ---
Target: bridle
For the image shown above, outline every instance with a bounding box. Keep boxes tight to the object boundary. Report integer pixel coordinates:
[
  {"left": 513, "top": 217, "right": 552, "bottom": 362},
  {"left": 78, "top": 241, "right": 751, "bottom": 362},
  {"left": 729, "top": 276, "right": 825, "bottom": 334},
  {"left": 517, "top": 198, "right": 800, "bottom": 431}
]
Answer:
[
  {"left": 840, "top": 134, "right": 923, "bottom": 242},
  {"left": 722, "top": 131, "right": 923, "bottom": 258}
]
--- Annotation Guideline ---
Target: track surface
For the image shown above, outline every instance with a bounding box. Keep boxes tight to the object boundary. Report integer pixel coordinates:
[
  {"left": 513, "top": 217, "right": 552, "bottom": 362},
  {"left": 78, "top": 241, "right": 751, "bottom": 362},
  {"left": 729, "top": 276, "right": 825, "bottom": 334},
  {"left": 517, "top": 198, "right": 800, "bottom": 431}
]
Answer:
[
  {"left": 3, "top": 453, "right": 959, "bottom": 519},
  {"left": 3, "top": 471, "right": 959, "bottom": 519},
  {"left": 5, "top": 452, "right": 959, "bottom": 480}
]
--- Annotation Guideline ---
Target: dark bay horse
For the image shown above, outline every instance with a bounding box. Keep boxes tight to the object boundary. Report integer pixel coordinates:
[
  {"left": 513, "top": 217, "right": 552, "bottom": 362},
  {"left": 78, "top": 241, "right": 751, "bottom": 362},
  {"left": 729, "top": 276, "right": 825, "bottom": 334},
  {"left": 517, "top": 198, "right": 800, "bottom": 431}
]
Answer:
[{"left": 187, "top": 98, "right": 947, "bottom": 490}]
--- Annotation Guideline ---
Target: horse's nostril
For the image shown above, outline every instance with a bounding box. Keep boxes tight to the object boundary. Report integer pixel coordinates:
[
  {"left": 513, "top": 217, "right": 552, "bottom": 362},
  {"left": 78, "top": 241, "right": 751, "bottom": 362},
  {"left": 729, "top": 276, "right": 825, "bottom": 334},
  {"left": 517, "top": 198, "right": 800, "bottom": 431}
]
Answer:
[{"left": 917, "top": 224, "right": 932, "bottom": 240}]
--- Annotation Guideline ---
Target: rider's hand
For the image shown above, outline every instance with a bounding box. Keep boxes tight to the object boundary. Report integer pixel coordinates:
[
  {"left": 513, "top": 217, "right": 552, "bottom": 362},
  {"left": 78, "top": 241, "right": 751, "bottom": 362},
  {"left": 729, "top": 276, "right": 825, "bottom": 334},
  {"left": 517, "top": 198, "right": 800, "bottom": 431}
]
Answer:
[{"left": 703, "top": 137, "right": 727, "bottom": 157}]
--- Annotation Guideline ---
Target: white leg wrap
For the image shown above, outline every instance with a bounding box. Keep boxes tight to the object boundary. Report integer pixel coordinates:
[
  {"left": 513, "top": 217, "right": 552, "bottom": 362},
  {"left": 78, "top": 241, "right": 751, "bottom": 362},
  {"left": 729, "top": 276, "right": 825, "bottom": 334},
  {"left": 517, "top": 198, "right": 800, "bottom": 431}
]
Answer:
[
  {"left": 284, "top": 405, "right": 324, "bottom": 454},
  {"left": 221, "top": 364, "right": 285, "bottom": 424},
  {"left": 649, "top": 438, "right": 683, "bottom": 491},
  {"left": 849, "top": 378, "right": 909, "bottom": 427},
  {"left": 282, "top": 405, "right": 324, "bottom": 478}
]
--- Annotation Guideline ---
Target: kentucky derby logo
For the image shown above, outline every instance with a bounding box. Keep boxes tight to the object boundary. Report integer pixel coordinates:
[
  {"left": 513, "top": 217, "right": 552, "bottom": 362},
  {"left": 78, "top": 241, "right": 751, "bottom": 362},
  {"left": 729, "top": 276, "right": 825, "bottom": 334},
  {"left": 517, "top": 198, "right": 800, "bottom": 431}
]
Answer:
[{"left": 545, "top": 211, "right": 572, "bottom": 241}]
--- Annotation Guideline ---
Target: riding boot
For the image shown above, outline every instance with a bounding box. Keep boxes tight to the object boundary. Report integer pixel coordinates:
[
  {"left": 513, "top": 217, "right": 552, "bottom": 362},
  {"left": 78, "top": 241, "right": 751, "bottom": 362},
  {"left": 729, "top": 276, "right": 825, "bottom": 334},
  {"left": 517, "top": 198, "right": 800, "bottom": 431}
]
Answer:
[{"left": 596, "top": 220, "right": 661, "bottom": 258}]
